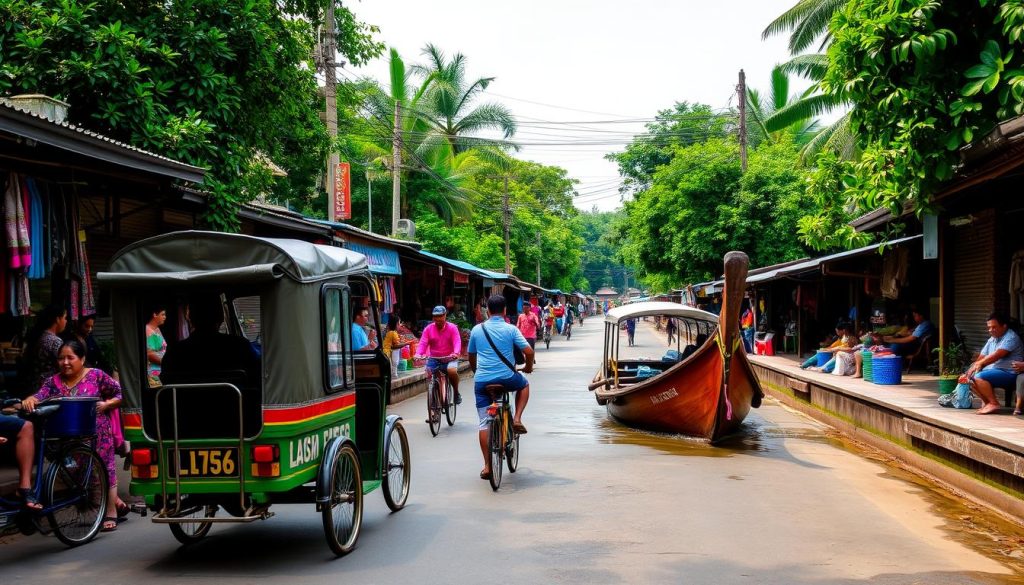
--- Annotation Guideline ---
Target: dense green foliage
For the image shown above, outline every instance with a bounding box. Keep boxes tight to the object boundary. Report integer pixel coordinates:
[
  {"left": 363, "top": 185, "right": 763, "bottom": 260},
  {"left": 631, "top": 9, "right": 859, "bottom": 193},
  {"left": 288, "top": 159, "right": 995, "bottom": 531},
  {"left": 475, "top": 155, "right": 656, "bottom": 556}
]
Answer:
[
  {"left": 617, "top": 137, "right": 812, "bottom": 286},
  {"left": 578, "top": 209, "right": 628, "bottom": 290},
  {"left": 0, "top": 0, "right": 382, "bottom": 230},
  {"left": 813, "top": 0, "right": 1024, "bottom": 236}
]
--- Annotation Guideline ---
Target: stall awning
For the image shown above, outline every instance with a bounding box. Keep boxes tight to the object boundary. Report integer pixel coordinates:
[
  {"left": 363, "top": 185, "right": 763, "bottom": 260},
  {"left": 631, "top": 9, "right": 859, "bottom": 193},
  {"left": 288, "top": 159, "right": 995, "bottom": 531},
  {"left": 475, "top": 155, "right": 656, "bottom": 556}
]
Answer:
[{"left": 345, "top": 242, "right": 402, "bottom": 276}]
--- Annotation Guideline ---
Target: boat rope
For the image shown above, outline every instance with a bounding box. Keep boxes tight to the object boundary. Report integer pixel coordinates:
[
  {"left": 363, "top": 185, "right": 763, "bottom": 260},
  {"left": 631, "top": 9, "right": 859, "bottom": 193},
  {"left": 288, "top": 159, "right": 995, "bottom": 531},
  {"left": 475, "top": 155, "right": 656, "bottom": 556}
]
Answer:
[{"left": 716, "top": 333, "right": 741, "bottom": 421}]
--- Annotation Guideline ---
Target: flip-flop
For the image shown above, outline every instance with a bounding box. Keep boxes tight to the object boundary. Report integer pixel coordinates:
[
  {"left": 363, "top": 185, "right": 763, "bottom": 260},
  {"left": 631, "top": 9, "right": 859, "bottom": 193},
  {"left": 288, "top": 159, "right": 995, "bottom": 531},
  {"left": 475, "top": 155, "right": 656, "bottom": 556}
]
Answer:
[
  {"left": 977, "top": 404, "right": 1001, "bottom": 415},
  {"left": 16, "top": 488, "right": 42, "bottom": 511},
  {"left": 101, "top": 517, "right": 118, "bottom": 532},
  {"left": 513, "top": 422, "right": 528, "bottom": 434},
  {"left": 479, "top": 469, "right": 491, "bottom": 480}
]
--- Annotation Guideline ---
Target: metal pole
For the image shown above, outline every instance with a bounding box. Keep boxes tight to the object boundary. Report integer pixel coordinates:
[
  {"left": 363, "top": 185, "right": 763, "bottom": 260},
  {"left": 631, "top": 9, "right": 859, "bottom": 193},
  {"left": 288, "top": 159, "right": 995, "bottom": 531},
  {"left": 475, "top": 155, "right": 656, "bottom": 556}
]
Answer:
[
  {"left": 366, "top": 170, "right": 372, "bottom": 233},
  {"left": 392, "top": 101, "right": 401, "bottom": 235},
  {"left": 503, "top": 175, "right": 511, "bottom": 274},
  {"left": 323, "top": 1, "right": 339, "bottom": 221},
  {"left": 536, "top": 232, "right": 541, "bottom": 286},
  {"left": 738, "top": 69, "right": 747, "bottom": 172}
]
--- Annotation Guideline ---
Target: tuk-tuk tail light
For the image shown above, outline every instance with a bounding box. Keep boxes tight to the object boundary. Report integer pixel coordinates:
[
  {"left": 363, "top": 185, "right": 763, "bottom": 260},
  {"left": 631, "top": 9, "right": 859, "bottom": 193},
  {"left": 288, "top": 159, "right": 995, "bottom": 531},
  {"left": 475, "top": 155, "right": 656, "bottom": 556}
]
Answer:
[
  {"left": 130, "top": 448, "right": 159, "bottom": 479},
  {"left": 251, "top": 445, "right": 280, "bottom": 477}
]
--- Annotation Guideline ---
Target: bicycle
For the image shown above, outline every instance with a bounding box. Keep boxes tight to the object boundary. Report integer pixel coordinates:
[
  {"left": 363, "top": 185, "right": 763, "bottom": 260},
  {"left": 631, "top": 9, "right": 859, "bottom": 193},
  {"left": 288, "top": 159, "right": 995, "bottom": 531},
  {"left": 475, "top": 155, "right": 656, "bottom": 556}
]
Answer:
[
  {"left": 425, "top": 364, "right": 456, "bottom": 436},
  {"left": 542, "top": 321, "right": 553, "bottom": 349},
  {"left": 0, "top": 398, "right": 108, "bottom": 546},
  {"left": 483, "top": 385, "right": 520, "bottom": 491},
  {"left": 563, "top": 315, "right": 573, "bottom": 340}
]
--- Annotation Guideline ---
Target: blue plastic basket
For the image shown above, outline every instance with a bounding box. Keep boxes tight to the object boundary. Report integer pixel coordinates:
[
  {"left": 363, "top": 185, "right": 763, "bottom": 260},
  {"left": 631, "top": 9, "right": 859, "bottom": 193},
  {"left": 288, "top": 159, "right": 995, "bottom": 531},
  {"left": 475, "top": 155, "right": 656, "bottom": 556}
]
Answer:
[
  {"left": 816, "top": 350, "right": 832, "bottom": 366},
  {"left": 871, "top": 354, "right": 902, "bottom": 385},
  {"left": 861, "top": 350, "right": 874, "bottom": 382},
  {"left": 42, "top": 397, "right": 99, "bottom": 438}
]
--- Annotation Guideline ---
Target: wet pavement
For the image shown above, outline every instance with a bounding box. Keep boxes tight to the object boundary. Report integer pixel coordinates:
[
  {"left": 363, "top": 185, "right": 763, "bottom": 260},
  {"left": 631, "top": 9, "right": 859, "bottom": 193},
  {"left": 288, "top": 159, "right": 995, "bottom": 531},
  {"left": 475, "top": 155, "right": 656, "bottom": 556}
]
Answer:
[{"left": 1, "top": 318, "right": 1023, "bottom": 584}]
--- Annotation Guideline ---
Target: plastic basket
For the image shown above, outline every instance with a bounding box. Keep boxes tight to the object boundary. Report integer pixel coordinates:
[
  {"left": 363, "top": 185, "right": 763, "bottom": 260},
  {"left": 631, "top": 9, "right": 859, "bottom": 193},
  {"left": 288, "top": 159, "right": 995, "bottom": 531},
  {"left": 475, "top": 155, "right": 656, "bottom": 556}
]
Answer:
[
  {"left": 816, "top": 350, "right": 832, "bottom": 366},
  {"left": 861, "top": 350, "right": 874, "bottom": 382},
  {"left": 43, "top": 397, "right": 99, "bottom": 438},
  {"left": 871, "top": 354, "right": 903, "bottom": 385}
]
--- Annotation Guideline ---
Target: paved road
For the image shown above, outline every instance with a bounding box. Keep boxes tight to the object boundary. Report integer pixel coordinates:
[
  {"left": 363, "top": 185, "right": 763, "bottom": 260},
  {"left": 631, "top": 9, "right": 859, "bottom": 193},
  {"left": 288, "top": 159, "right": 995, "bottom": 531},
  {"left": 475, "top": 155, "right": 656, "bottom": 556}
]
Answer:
[{"left": 2, "top": 319, "right": 1023, "bottom": 584}]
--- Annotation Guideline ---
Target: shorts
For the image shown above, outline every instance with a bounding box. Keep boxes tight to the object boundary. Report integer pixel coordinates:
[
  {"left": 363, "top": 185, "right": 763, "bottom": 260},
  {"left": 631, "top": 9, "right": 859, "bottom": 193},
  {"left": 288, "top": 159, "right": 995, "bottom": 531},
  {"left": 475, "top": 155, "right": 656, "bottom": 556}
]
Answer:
[
  {"left": 526, "top": 337, "right": 536, "bottom": 349},
  {"left": 474, "top": 373, "right": 529, "bottom": 430},
  {"left": 0, "top": 412, "right": 26, "bottom": 439},
  {"left": 426, "top": 358, "right": 457, "bottom": 373},
  {"left": 975, "top": 368, "right": 1018, "bottom": 390}
]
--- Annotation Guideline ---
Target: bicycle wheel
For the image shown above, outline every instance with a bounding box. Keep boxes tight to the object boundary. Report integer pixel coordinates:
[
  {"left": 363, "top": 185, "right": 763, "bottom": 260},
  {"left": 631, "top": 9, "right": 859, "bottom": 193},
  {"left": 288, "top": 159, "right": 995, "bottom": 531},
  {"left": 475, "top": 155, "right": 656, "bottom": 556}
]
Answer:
[
  {"left": 427, "top": 377, "right": 441, "bottom": 437},
  {"left": 506, "top": 411, "right": 520, "bottom": 473},
  {"left": 488, "top": 416, "right": 503, "bottom": 491},
  {"left": 169, "top": 505, "right": 217, "bottom": 544},
  {"left": 382, "top": 421, "right": 411, "bottom": 512},
  {"left": 45, "top": 444, "right": 107, "bottom": 547},
  {"left": 445, "top": 379, "right": 457, "bottom": 426},
  {"left": 322, "top": 443, "right": 363, "bottom": 556}
]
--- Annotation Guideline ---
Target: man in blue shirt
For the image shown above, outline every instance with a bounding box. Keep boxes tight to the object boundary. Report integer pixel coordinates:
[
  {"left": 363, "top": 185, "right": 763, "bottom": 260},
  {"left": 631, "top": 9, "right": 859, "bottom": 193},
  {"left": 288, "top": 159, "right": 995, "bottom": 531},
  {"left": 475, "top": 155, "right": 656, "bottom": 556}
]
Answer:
[
  {"left": 884, "top": 308, "right": 935, "bottom": 356},
  {"left": 350, "top": 307, "right": 377, "bottom": 351},
  {"left": 468, "top": 294, "right": 534, "bottom": 480},
  {"left": 969, "top": 311, "right": 1024, "bottom": 414}
]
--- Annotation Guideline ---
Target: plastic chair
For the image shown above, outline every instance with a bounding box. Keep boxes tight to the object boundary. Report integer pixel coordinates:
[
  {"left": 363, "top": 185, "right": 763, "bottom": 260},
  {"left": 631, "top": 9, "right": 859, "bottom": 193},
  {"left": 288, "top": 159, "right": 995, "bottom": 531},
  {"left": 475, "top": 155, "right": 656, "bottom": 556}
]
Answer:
[
  {"left": 903, "top": 335, "right": 932, "bottom": 374},
  {"left": 754, "top": 332, "right": 775, "bottom": 355}
]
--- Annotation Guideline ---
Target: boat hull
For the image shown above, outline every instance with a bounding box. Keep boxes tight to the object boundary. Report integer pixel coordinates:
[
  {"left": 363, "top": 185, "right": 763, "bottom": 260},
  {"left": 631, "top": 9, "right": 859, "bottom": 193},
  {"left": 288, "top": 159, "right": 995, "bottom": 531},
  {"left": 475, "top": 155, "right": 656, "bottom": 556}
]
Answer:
[{"left": 596, "top": 335, "right": 760, "bottom": 441}]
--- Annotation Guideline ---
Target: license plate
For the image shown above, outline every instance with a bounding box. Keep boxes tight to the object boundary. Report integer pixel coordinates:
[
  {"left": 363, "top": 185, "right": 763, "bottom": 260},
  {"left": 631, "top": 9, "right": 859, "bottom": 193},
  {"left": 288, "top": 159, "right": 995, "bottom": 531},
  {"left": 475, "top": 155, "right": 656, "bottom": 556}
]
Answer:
[{"left": 169, "top": 448, "right": 239, "bottom": 478}]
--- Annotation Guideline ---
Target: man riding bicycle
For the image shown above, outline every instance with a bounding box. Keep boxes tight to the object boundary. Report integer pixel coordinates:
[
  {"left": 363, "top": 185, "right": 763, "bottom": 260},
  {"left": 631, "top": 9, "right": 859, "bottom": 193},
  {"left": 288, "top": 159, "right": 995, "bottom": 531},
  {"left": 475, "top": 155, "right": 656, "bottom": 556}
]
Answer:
[
  {"left": 467, "top": 294, "right": 534, "bottom": 481},
  {"left": 0, "top": 411, "right": 39, "bottom": 509},
  {"left": 415, "top": 306, "right": 463, "bottom": 420},
  {"left": 542, "top": 302, "right": 555, "bottom": 339}
]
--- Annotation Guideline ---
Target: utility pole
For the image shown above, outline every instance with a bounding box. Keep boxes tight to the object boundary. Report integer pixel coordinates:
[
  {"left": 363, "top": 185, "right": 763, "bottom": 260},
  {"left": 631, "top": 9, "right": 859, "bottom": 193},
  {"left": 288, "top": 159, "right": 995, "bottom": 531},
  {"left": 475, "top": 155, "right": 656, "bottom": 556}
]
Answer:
[
  {"left": 392, "top": 102, "right": 402, "bottom": 235},
  {"left": 535, "top": 232, "right": 541, "bottom": 286},
  {"left": 323, "top": 1, "right": 339, "bottom": 220},
  {"left": 502, "top": 176, "right": 511, "bottom": 274},
  {"left": 366, "top": 169, "right": 372, "bottom": 233},
  {"left": 737, "top": 69, "right": 747, "bottom": 172}
]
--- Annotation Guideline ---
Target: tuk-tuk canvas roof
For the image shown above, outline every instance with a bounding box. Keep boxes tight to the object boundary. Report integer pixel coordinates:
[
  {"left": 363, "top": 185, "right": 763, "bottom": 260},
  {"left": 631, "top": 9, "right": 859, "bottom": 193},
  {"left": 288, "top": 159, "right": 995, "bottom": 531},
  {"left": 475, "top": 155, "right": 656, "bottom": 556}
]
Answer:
[{"left": 101, "top": 231, "right": 368, "bottom": 284}]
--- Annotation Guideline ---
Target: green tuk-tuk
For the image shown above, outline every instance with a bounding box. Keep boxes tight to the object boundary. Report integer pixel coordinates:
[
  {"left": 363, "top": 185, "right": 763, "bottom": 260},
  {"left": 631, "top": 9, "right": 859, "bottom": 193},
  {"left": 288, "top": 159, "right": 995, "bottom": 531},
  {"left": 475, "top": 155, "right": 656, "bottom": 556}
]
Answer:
[{"left": 97, "top": 231, "right": 410, "bottom": 555}]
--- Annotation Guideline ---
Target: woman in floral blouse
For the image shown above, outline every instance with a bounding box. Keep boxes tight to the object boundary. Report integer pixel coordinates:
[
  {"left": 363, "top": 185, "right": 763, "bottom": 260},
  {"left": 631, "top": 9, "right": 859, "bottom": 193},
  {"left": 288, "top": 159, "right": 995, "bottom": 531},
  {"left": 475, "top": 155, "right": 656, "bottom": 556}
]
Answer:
[{"left": 23, "top": 340, "right": 122, "bottom": 532}]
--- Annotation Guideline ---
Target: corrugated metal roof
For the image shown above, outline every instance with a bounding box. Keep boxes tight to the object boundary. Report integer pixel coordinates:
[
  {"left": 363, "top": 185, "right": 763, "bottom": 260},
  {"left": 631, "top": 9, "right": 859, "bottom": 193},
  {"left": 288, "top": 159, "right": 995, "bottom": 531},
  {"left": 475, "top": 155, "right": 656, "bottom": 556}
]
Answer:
[{"left": 0, "top": 99, "right": 206, "bottom": 182}]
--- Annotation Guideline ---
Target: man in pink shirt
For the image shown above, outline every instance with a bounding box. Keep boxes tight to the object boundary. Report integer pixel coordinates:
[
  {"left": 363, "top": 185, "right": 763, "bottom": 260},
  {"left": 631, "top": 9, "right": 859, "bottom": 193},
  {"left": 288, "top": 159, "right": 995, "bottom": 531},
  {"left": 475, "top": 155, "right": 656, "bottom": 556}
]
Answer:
[{"left": 416, "top": 306, "right": 463, "bottom": 411}]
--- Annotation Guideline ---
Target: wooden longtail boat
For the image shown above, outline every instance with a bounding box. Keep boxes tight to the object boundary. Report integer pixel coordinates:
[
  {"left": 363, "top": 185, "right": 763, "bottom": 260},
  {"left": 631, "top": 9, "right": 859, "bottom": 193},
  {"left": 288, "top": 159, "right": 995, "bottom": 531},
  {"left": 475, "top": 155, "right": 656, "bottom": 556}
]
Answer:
[{"left": 589, "top": 252, "right": 763, "bottom": 442}]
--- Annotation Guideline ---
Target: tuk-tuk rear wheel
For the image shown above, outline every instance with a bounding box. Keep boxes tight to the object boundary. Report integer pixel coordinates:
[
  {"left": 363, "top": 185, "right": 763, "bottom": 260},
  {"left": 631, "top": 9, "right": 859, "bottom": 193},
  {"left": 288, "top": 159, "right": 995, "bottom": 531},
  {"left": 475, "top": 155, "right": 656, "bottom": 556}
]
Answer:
[
  {"left": 169, "top": 505, "right": 217, "bottom": 545},
  {"left": 382, "top": 421, "right": 410, "bottom": 511},
  {"left": 322, "top": 443, "right": 363, "bottom": 556}
]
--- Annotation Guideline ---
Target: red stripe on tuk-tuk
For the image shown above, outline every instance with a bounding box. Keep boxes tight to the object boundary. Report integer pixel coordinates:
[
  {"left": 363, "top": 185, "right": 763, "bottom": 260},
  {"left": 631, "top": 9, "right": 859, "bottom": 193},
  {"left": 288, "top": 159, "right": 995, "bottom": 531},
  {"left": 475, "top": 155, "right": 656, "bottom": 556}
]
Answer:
[
  {"left": 263, "top": 393, "right": 356, "bottom": 425},
  {"left": 120, "top": 392, "right": 356, "bottom": 430}
]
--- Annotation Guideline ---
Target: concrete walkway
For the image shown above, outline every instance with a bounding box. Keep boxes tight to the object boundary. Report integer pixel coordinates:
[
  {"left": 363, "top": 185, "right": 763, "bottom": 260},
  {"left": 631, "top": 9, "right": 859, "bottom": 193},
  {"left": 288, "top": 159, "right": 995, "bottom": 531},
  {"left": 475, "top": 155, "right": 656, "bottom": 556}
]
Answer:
[{"left": 748, "top": 351, "right": 1024, "bottom": 522}]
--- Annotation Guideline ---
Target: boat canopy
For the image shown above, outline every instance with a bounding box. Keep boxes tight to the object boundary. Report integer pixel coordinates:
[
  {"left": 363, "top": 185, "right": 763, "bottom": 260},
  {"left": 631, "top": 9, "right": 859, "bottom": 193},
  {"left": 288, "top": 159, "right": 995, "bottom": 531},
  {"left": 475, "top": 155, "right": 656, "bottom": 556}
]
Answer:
[
  {"left": 98, "top": 231, "right": 369, "bottom": 285},
  {"left": 604, "top": 301, "right": 717, "bottom": 324}
]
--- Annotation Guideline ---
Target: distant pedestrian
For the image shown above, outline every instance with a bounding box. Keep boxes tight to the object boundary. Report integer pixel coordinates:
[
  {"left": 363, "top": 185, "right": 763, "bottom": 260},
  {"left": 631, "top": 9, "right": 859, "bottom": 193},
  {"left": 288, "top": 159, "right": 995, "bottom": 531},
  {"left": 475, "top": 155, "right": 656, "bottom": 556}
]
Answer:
[
  {"left": 625, "top": 318, "right": 636, "bottom": 346},
  {"left": 666, "top": 318, "right": 677, "bottom": 346}
]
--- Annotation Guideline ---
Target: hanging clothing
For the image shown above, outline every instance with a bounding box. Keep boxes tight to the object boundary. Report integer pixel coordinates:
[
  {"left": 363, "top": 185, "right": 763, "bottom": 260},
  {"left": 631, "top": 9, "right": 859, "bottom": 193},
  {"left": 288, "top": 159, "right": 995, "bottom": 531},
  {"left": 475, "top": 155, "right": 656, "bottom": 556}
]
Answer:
[
  {"left": 880, "top": 247, "right": 909, "bottom": 300},
  {"left": 1010, "top": 250, "right": 1024, "bottom": 319},
  {"left": 26, "top": 178, "right": 46, "bottom": 280},
  {"left": 4, "top": 173, "right": 31, "bottom": 269}
]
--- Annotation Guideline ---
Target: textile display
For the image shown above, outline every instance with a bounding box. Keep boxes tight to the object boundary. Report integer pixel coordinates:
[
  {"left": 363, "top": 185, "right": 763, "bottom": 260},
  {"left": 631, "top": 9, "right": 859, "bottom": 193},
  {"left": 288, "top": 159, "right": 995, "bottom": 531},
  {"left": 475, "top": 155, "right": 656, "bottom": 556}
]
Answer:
[
  {"left": 1010, "top": 250, "right": 1024, "bottom": 319},
  {"left": 0, "top": 173, "right": 96, "bottom": 317}
]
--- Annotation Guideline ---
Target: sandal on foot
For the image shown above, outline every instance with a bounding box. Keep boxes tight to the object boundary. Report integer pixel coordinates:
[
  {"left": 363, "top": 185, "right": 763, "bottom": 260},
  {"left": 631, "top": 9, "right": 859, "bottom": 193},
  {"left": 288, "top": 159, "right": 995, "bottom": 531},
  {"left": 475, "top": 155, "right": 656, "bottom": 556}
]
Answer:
[
  {"left": 16, "top": 488, "right": 42, "bottom": 511},
  {"left": 1014, "top": 410, "right": 1022, "bottom": 416},
  {"left": 101, "top": 517, "right": 118, "bottom": 532},
  {"left": 479, "top": 469, "right": 491, "bottom": 480},
  {"left": 513, "top": 422, "right": 528, "bottom": 434}
]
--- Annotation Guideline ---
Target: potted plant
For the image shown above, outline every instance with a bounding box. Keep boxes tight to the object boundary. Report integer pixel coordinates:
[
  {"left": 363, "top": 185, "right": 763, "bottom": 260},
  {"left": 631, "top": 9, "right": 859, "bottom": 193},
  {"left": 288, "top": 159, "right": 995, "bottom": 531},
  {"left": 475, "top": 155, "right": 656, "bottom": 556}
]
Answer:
[{"left": 934, "top": 343, "right": 969, "bottom": 395}]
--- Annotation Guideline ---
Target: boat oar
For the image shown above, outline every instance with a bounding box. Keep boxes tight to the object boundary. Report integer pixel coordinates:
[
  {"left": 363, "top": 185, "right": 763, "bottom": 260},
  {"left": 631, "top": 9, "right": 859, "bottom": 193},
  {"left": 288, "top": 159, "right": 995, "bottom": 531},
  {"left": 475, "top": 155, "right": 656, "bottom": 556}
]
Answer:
[{"left": 588, "top": 376, "right": 643, "bottom": 391}]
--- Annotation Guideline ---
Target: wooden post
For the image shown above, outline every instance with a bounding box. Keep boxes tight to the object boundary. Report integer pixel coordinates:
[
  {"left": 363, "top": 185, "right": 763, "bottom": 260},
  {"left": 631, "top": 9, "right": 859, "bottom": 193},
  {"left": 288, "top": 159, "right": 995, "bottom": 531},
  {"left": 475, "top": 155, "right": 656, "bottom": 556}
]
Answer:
[
  {"left": 738, "top": 69, "right": 747, "bottom": 172},
  {"left": 392, "top": 101, "right": 401, "bottom": 235}
]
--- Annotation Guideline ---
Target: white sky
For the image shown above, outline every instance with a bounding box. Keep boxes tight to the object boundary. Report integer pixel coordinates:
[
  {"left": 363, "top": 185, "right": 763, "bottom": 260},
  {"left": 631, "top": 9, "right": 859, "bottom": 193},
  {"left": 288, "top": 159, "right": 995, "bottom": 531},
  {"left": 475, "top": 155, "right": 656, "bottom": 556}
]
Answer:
[{"left": 348, "top": 0, "right": 805, "bottom": 212}]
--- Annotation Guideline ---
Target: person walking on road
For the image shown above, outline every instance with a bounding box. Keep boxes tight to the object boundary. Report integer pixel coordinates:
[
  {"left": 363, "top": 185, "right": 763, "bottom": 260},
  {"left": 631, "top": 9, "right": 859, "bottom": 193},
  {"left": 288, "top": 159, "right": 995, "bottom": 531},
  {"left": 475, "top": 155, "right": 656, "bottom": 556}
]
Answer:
[
  {"left": 516, "top": 307, "right": 541, "bottom": 350},
  {"left": 468, "top": 294, "right": 534, "bottom": 481},
  {"left": 625, "top": 318, "right": 636, "bottom": 346}
]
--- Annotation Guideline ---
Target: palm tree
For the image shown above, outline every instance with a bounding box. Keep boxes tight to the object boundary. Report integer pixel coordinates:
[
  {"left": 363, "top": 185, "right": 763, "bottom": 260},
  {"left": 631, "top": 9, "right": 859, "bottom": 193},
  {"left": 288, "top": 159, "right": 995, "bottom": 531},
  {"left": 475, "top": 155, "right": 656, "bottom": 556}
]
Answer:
[
  {"left": 762, "top": 0, "right": 850, "bottom": 55},
  {"left": 746, "top": 66, "right": 821, "bottom": 148},
  {"left": 762, "top": 0, "right": 856, "bottom": 161},
  {"left": 413, "top": 44, "right": 517, "bottom": 153}
]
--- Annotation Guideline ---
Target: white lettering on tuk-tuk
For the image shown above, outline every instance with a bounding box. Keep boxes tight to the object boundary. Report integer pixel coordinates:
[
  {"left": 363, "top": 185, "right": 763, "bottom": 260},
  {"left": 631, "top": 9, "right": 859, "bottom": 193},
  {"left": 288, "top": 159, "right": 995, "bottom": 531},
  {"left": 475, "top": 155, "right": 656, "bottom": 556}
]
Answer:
[{"left": 288, "top": 423, "right": 351, "bottom": 467}]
